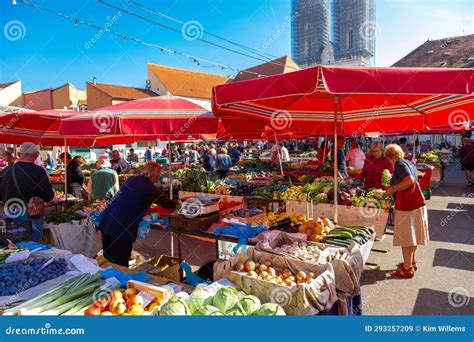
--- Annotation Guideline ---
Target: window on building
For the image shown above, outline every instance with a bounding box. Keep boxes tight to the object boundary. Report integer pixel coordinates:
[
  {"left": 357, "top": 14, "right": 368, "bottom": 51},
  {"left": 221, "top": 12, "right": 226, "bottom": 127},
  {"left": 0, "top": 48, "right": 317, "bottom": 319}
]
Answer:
[
  {"left": 304, "top": 38, "right": 311, "bottom": 57},
  {"left": 346, "top": 29, "right": 353, "bottom": 49}
]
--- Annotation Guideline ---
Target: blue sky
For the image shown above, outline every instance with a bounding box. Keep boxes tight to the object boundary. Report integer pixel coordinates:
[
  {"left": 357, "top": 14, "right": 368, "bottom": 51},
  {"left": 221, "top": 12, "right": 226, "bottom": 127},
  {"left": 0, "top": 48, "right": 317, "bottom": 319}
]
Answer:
[{"left": 1, "top": 0, "right": 472, "bottom": 92}]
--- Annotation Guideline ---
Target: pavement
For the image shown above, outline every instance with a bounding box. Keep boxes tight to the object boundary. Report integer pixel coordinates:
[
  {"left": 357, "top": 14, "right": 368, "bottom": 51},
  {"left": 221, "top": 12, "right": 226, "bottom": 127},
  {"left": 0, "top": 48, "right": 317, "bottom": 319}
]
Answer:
[
  {"left": 134, "top": 160, "right": 474, "bottom": 315},
  {"left": 361, "top": 160, "right": 474, "bottom": 315}
]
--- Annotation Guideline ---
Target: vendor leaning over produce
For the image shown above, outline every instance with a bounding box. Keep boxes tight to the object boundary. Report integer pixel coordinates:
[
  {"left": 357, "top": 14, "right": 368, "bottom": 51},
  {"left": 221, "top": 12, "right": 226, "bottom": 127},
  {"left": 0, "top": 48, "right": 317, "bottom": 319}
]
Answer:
[
  {"left": 355, "top": 141, "right": 394, "bottom": 189},
  {"left": 385, "top": 144, "right": 429, "bottom": 278},
  {"left": 0, "top": 142, "right": 54, "bottom": 242},
  {"left": 99, "top": 162, "right": 180, "bottom": 266}
]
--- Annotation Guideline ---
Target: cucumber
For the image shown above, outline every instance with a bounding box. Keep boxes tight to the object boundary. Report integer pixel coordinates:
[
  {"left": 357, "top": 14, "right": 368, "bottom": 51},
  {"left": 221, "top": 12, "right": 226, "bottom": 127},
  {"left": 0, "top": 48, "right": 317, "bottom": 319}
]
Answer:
[
  {"left": 326, "top": 232, "right": 353, "bottom": 240},
  {"left": 330, "top": 229, "right": 356, "bottom": 237},
  {"left": 327, "top": 238, "right": 352, "bottom": 246},
  {"left": 321, "top": 239, "right": 351, "bottom": 247}
]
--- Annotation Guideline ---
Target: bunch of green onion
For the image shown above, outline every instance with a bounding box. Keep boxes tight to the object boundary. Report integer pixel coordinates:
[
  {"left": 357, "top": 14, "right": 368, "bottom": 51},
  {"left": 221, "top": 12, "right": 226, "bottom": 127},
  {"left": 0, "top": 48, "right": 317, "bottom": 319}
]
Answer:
[{"left": 2, "top": 273, "right": 107, "bottom": 315}]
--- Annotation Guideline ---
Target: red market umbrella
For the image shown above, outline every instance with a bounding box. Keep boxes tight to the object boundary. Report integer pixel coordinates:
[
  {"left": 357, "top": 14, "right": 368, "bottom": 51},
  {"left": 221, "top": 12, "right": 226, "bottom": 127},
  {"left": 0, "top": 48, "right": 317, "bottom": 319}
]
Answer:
[
  {"left": 213, "top": 66, "right": 474, "bottom": 135},
  {"left": 213, "top": 65, "right": 473, "bottom": 221},
  {"left": 61, "top": 95, "right": 220, "bottom": 138},
  {"left": 0, "top": 110, "right": 95, "bottom": 146}
]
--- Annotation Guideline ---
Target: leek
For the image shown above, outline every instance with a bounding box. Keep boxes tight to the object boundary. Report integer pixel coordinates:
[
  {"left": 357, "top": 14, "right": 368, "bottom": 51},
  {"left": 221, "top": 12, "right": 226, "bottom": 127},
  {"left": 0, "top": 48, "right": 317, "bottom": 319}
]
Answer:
[
  {"left": 22, "top": 279, "right": 104, "bottom": 315},
  {"left": 4, "top": 273, "right": 103, "bottom": 316}
]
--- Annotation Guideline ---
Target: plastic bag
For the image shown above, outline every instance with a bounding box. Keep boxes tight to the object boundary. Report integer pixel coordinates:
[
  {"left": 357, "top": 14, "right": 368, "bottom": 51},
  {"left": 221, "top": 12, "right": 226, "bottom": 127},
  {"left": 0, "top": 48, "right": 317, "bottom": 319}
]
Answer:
[
  {"left": 100, "top": 267, "right": 153, "bottom": 287},
  {"left": 214, "top": 223, "right": 267, "bottom": 253}
]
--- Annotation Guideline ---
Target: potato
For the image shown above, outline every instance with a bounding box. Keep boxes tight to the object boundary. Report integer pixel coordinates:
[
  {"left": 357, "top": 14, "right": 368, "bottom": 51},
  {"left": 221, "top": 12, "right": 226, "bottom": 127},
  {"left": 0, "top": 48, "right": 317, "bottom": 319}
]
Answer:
[
  {"left": 296, "top": 271, "right": 307, "bottom": 281},
  {"left": 282, "top": 269, "right": 292, "bottom": 279},
  {"left": 244, "top": 260, "right": 256, "bottom": 272}
]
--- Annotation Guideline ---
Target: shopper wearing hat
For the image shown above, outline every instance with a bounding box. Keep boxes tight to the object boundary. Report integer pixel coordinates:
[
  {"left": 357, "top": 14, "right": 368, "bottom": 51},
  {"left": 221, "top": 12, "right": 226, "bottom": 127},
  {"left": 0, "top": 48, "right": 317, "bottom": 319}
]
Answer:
[
  {"left": 87, "top": 156, "right": 119, "bottom": 200},
  {"left": 0, "top": 142, "right": 54, "bottom": 242},
  {"left": 99, "top": 162, "right": 179, "bottom": 266}
]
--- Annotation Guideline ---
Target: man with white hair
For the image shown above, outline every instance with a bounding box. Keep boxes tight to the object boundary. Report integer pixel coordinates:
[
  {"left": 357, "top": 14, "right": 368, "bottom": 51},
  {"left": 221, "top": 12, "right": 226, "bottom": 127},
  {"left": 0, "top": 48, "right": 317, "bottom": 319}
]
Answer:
[
  {"left": 87, "top": 156, "right": 119, "bottom": 200},
  {"left": 202, "top": 148, "right": 216, "bottom": 172},
  {"left": 0, "top": 142, "right": 54, "bottom": 242}
]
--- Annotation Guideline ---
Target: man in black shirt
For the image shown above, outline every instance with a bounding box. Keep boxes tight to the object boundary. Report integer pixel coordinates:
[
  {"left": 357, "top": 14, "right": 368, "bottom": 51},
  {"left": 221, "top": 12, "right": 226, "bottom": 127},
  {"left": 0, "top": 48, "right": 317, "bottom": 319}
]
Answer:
[{"left": 0, "top": 143, "right": 54, "bottom": 242}]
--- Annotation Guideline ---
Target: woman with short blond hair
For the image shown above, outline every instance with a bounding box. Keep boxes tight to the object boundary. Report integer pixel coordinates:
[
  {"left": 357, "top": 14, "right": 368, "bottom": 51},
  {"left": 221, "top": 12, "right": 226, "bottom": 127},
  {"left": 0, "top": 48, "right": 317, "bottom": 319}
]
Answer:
[{"left": 385, "top": 144, "right": 429, "bottom": 278}]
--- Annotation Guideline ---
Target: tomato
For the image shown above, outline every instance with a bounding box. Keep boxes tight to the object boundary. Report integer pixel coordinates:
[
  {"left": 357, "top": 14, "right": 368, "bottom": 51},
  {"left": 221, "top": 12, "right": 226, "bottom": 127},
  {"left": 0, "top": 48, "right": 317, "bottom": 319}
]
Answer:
[
  {"left": 84, "top": 306, "right": 101, "bottom": 316},
  {"left": 93, "top": 298, "right": 110, "bottom": 310}
]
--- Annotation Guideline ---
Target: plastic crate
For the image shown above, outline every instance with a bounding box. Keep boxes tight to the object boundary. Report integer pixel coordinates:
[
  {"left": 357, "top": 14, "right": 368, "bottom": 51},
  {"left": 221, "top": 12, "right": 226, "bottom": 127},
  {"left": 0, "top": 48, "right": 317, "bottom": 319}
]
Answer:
[
  {"left": 417, "top": 167, "right": 433, "bottom": 189},
  {"left": 0, "top": 219, "right": 33, "bottom": 243}
]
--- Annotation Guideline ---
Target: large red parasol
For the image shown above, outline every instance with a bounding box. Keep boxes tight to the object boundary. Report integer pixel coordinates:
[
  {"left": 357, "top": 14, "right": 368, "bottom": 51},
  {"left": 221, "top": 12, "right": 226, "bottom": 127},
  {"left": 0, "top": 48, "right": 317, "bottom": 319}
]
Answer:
[
  {"left": 61, "top": 95, "right": 217, "bottom": 140},
  {"left": 213, "top": 66, "right": 473, "bottom": 135},
  {"left": 0, "top": 110, "right": 95, "bottom": 146}
]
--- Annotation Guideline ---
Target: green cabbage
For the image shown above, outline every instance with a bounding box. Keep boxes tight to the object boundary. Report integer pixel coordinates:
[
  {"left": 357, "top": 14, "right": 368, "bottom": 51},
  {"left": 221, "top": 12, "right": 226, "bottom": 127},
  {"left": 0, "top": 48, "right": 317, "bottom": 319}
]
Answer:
[
  {"left": 254, "top": 303, "right": 286, "bottom": 316},
  {"left": 315, "top": 192, "right": 328, "bottom": 204},
  {"left": 381, "top": 169, "right": 392, "bottom": 187},
  {"left": 212, "top": 286, "right": 240, "bottom": 312},
  {"left": 203, "top": 296, "right": 214, "bottom": 306},
  {"left": 239, "top": 295, "right": 261, "bottom": 315},
  {"left": 195, "top": 305, "right": 222, "bottom": 316},
  {"left": 159, "top": 297, "right": 190, "bottom": 316},
  {"left": 225, "top": 305, "right": 246, "bottom": 316},
  {"left": 185, "top": 290, "right": 212, "bottom": 315}
]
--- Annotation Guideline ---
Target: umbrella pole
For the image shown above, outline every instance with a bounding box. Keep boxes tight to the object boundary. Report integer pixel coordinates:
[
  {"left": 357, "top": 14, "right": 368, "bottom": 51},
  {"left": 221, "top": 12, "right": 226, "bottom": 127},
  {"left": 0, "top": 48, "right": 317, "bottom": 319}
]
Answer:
[
  {"left": 333, "top": 98, "right": 339, "bottom": 224},
  {"left": 63, "top": 138, "right": 67, "bottom": 203},
  {"left": 323, "top": 135, "right": 327, "bottom": 163},
  {"left": 412, "top": 132, "right": 417, "bottom": 156},
  {"left": 273, "top": 132, "right": 284, "bottom": 176},
  {"left": 166, "top": 136, "right": 174, "bottom": 258},
  {"left": 168, "top": 136, "right": 173, "bottom": 200}
]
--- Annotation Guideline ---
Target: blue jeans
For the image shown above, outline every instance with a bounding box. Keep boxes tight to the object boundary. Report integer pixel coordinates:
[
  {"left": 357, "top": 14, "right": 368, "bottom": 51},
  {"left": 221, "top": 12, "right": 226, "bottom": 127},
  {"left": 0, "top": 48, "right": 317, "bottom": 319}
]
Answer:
[{"left": 31, "top": 217, "right": 44, "bottom": 243}]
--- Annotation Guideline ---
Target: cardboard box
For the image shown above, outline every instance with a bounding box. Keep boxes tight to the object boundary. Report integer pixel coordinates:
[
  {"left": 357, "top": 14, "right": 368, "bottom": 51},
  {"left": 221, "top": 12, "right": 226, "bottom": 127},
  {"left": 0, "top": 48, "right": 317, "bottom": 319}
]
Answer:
[{"left": 146, "top": 255, "right": 181, "bottom": 283}]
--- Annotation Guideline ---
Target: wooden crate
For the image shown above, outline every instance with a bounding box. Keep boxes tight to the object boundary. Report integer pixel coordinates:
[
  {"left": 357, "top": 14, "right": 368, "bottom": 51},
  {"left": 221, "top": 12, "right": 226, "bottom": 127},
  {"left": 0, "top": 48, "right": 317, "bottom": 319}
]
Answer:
[
  {"left": 226, "top": 211, "right": 267, "bottom": 224},
  {"left": 285, "top": 201, "right": 390, "bottom": 239},
  {"left": 169, "top": 213, "right": 220, "bottom": 231}
]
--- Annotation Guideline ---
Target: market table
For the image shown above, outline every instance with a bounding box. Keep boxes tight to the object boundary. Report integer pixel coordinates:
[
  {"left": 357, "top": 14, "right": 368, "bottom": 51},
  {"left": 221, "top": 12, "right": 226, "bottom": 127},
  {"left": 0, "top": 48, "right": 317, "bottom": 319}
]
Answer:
[
  {"left": 150, "top": 223, "right": 253, "bottom": 263},
  {"left": 45, "top": 198, "right": 83, "bottom": 214},
  {"left": 149, "top": 223, "right": 374, "bottom": 269}
]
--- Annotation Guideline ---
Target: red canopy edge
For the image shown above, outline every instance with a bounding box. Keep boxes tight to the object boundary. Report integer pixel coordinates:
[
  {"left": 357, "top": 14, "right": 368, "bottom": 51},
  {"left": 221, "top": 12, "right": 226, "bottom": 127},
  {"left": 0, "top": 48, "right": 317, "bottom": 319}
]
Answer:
[{"left": 213, "top": 66, "right": 473, "bottom": 108}]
